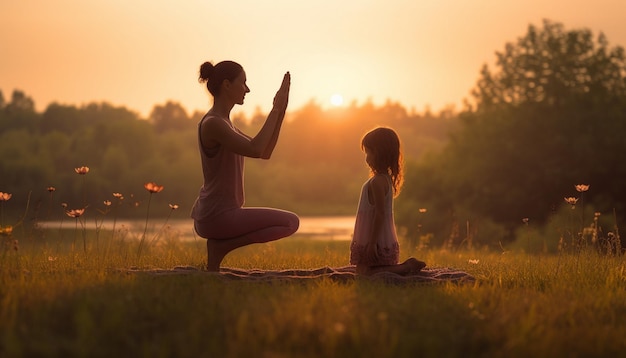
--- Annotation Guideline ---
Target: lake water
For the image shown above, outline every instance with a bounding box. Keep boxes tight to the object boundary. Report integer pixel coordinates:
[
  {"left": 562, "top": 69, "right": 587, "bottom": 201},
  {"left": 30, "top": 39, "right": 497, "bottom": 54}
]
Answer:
[{"left": 41, "top": 216, "right": 356, "bottom": 241}]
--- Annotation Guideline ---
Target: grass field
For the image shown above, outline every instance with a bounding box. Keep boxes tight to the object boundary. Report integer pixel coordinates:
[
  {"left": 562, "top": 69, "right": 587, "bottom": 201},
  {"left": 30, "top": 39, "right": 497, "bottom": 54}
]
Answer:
[{"left": 1, "top": 228, "right": 626, "bottom": 358}]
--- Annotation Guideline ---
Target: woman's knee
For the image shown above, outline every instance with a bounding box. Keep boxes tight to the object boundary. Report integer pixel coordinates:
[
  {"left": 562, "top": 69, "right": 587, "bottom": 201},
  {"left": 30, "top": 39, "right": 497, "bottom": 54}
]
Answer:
[
  {"left": 287, "top": 212, "right": 300, "bottom": 234},
  {"left": 194, "top": 220, "right": 211, "bottom": 239},
  {"left": 277, "top": 210, "right": 299, "bottom": 235}
]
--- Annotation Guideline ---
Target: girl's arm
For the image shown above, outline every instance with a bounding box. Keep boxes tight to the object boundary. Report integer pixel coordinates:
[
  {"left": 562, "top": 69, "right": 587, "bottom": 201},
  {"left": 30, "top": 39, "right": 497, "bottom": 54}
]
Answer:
[
  {"left": 366, "top": 174, "right": 389, "bottom": 262},
  {"left": 201, "top": 73, "right": 290, "bottom": 158}
]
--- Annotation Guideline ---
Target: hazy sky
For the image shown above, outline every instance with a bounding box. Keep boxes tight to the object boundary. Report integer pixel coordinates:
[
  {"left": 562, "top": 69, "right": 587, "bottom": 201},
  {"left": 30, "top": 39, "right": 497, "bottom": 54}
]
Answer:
[{"left": 1, "top": 0, "right": 625, "bottom": 118}]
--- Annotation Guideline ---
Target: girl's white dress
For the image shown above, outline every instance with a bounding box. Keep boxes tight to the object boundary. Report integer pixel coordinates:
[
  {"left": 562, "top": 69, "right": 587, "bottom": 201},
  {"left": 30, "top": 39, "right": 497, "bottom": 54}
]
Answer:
[{"left": 350, "top": 174, "right": 400, "bottom": 266}]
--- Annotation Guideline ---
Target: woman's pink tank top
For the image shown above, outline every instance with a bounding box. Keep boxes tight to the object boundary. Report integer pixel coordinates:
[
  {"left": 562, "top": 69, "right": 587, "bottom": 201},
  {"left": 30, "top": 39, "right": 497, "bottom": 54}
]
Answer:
[{"left": 190, "top": 116, "right": 244, "bottom": 222}]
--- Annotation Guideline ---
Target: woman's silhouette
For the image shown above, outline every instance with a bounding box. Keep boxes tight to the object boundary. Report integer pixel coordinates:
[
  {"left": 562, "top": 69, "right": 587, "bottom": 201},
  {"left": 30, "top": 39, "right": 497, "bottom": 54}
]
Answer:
[{"left": 191, "top": 60, "right": 299, "bottom": 271}]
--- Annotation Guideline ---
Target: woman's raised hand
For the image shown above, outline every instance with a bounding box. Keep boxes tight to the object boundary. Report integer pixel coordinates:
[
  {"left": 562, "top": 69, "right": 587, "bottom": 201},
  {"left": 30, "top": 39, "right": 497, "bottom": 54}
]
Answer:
[{"left": 273, "top": 72, "right": 290, "bottom": 109}]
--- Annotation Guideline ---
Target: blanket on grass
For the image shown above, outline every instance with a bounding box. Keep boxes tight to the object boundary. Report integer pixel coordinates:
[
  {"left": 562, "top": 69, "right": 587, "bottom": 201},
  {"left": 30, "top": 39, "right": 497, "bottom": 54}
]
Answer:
[{"left": 124, "top": 265, "right": 475, "bottom": 285}]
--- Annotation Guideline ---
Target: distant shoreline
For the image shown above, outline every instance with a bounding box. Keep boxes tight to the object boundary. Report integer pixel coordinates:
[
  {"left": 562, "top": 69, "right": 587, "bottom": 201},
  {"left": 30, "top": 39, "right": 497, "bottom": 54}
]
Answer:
[{"left": 37, "top": 215, "right": 356, "bottom": 241}]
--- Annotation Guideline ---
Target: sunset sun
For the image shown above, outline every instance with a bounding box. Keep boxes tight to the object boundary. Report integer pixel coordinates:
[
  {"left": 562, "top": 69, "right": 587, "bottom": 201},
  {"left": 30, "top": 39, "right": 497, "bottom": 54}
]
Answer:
[{"left": 330, "top": 93, "right": 344, "bottom": 107}]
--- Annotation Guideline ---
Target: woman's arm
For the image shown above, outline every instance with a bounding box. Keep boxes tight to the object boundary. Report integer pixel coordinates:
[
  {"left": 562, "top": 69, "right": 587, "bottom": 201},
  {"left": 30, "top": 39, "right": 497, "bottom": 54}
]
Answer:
[
  {"left": 201, "top": 73, "right": 290, "bottom": 158},
  {"left": 260, "top": 103, "right": 287, "bottom": 159},
  {"left": 260, "top": 73, "right": 289, "bottom": 159}
]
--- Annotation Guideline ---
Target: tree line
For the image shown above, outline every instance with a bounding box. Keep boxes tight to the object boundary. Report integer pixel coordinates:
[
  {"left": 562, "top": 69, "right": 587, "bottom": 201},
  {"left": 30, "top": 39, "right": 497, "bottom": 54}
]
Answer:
[
  {"left": 2, "top": 19, "right": 625, "bottom": 248},
  {"left": 397, "top": 20, "right": 626, "bottom": 248},
  {"left": 0, "top": 87, "right": 456, "bottom": 224}
]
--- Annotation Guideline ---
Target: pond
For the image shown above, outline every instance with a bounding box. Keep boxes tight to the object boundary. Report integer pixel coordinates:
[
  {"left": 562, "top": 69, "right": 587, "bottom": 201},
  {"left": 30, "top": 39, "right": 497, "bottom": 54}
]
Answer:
[{"left": 40, "top": 215, "right": 356, "bottom": 241}]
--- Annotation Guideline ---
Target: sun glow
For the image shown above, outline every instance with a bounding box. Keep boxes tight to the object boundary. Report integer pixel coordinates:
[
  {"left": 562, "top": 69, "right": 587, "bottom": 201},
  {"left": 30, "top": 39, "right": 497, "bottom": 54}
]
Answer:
[{"left": 330, "top": 94, "right": 344, "bottom": 107}]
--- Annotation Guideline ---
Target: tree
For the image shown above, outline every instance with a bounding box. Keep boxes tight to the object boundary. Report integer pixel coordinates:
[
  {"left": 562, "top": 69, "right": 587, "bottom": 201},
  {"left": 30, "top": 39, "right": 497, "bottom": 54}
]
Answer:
[
  {"left": 472, "top": 19, "right": 626, "bottom": 110},
  {"left": 397, "top": 20, "right": 626, "bottom": 245},
  {"left": 41, "top": 103, "right": 82, "bottom": 134},
  {"left": 149, "top": 101, "right": 193, "bottom": 133},
  {"left": 6, "top": 90, "right": 35, "bottom": 112},
  {"left": 0, "top": 90, "right": 39, "bottom": 133}
]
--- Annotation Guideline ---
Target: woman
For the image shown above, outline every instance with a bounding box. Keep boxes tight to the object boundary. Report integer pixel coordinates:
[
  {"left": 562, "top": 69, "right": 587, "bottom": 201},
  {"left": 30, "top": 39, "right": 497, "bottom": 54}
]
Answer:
[{"left": 192, "top": 60, "right": 299, "bottom": 271}]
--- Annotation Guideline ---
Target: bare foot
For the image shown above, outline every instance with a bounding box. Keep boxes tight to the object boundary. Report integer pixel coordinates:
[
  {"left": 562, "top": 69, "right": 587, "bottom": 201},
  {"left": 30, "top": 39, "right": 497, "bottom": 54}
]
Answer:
[
  {"left": 355, "top": 264, "right": 371, "bottom": 275},
  {"left": 404, "top": 258, "right": 427, "bottom": 274},
  {"left": 206, "top": 239, "right": 228, "bottom": 272}
]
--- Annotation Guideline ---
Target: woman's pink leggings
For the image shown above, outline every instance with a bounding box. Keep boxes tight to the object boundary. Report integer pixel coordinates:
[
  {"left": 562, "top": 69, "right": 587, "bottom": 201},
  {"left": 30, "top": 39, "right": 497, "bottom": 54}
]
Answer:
[{"left": 194, "top": 207, "right": 299, "bottom": 243}]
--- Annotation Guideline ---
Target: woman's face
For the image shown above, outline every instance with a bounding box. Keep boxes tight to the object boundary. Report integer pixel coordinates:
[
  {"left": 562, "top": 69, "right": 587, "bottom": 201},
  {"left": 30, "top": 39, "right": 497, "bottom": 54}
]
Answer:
[{"left": 226, "top": 71, "right": 251, "bottom": 105}]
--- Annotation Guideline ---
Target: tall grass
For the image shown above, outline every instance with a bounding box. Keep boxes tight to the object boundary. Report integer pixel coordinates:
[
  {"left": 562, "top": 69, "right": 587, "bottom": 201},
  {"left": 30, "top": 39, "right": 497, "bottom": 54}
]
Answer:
[
  {"left": 1, "top": 228, "right": 625, "bottom": 358},
  {"left": 2, "top": 152, "right": 624, "bottom": 356}
]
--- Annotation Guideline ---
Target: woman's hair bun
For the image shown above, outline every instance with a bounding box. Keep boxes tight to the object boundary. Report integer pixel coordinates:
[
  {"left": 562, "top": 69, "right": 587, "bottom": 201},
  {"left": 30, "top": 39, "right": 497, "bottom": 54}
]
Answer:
[
  {"left": 198, "top": 61, "right": 214, "bottom": 83},
  {"left": 198, "top": 60, "right": 243, "bottom": 96}
]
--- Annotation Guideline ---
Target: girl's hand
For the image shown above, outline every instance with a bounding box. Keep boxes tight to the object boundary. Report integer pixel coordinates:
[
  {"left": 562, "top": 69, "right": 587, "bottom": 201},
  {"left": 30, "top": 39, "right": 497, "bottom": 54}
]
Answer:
[{"left": 273, "top": 72, "right": 290, "bottom": 109}]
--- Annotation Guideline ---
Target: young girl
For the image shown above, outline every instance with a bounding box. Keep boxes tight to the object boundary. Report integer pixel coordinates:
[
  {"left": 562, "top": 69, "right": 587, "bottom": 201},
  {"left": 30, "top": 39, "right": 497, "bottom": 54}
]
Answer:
[{"left": 350, "top": 127, "right": 426, "bottom": 275}]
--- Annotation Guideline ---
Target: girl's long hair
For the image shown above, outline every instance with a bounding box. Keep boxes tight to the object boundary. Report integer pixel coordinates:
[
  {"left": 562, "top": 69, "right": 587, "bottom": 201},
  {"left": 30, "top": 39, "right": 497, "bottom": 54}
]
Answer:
[{"left": 361, "top": 127, "right": 404, "bottom": 197}]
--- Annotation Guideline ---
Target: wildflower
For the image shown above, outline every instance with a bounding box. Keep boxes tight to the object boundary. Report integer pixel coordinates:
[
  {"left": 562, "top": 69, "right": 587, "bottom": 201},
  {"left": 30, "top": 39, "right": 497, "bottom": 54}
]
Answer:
[
  {"left": 65, "top": 208, "right": 86, "bottom": 218},
  {"left": 103, "top": 200, "right": 112, "bottom": 207},
  {"left": 113, "top": 192, "right": 124, "bottom": 199},
  {"left": 522, "top": 218, "right": 529, "bottom": 224},
  {"left": 61, "top": 203, "right": 68, "bottom": 209},
  {"left": 138, "top": 183, "right": 163, "bottom": 258},
  {"left": 468, "top": 259, "right": 480, "bottom": 264},
  {"left": 418, "top": 208, "right": 427, "bottom": 213},
  {"left": 564, "top": 197, "right": 578, "bottom": 205},
  {"left": 47, "top": 186, "right": 56, "bottom": 192},
  {"left": 169, "top": 204, "right": 179, "bottom": 210},
  {"left": 48, "top": 256, "right": 57, "bottom": 262},
  {"left": 0, "top": 192, "right": 12, "bottom": 201},
  {"left": 0, "top": 225, "right": 13, "bottom": 236},
  {"left": 144, "top": 182, "right": 164, "bottom": 193},
  {"left": 575, "top": 184, "right": 590, "bottom": 192},
  {"left": 74, "top": 166, "right": 90, "bottom": 175}
]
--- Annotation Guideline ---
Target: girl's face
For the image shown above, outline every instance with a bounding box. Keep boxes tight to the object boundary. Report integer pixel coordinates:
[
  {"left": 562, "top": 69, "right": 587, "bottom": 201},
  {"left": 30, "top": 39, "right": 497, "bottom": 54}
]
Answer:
[
  {"left": 225, "top": 71, "right": 250, "bottom": 105},
  {"left": 364, "top": 146, "right": 375, "bottom": 170}
]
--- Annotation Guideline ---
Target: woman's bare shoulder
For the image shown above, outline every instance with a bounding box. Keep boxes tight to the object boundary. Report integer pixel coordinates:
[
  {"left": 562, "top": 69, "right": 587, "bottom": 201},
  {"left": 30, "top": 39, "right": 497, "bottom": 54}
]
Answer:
[
  {"left": 200, "top": 113, "right": 223, "bottom": 125},
  {"left": 200, "top": 114, "right": 232, "bottom": 133}
]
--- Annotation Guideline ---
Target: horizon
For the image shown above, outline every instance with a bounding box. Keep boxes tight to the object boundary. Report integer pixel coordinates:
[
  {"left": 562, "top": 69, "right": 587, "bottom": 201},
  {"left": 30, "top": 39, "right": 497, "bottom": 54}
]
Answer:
[{"left": 2, "top": 1, "right": 626, "bottom": 118}]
